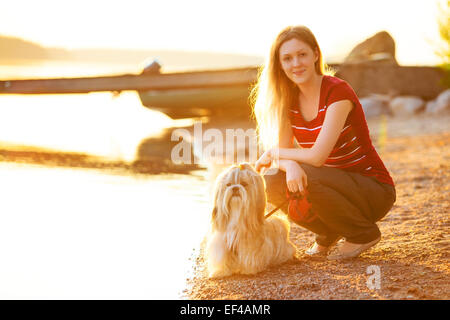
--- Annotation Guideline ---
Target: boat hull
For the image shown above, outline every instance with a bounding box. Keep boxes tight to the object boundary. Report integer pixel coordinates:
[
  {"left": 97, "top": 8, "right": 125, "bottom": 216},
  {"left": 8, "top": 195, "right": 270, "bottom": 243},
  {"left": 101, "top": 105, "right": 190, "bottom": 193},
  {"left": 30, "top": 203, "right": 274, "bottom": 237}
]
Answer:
[{"left": 138, "top": 85, "right": 252, "bottom": 119}]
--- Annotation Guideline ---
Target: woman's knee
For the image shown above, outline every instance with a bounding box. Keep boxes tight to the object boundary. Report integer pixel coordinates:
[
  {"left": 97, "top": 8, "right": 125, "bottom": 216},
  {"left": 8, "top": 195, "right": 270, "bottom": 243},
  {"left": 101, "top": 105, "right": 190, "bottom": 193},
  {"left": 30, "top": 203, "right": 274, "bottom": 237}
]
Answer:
[
  {"left": 298, "top": 163, "right": 327, "bottom": 183},
  {"left": 297, "top": 164, "right": 324, "bottom": 194},
  {"left": 373, "top": 185, "right": 396, "bottom": 222}
]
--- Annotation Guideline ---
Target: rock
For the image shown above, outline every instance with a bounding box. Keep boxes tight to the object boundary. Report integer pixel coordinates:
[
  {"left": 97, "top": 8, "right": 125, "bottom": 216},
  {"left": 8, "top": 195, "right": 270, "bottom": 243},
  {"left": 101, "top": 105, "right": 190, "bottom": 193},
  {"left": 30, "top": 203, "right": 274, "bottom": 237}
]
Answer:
[
  {"left": 389, "top": 96, "right": 425, "bottom": 116},
  {"left": 425, "top": 89, "right": 450, "bottom": 114},
  {"left": 141, "top": 58, "right": 161, "bottom": 74},
  {"left": 360, "top": 94, "right": 391, "bottom": 117},
  {"left": 426, "top": 100, "right": 438, "bottom": 114},
  {"left": 343, "top": 31, "right": 398, "bottom": 65}
]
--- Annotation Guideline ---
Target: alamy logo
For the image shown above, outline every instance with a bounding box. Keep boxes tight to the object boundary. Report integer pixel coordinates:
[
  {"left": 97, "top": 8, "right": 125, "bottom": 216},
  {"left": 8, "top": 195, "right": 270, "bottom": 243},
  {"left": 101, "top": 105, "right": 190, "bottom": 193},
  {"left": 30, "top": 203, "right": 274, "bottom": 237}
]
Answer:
[
  {"left": 366, "top": 265, "right": 381, "bottom": 290},
  {"left": 170, "top": 122, "right": 262, "bottom": 165}
]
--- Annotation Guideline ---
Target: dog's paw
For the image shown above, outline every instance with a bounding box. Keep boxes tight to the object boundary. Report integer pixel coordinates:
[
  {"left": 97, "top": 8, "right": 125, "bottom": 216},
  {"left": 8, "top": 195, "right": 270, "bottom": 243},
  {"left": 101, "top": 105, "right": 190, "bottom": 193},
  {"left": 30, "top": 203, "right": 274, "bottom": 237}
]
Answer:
[{"left": 208, "top": 269, "right": 233, "bottom": 279}]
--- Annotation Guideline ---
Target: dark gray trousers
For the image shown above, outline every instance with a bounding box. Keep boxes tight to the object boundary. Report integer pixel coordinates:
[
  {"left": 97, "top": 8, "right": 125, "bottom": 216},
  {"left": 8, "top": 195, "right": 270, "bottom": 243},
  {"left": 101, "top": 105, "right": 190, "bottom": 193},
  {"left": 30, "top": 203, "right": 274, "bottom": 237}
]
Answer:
[{"left": 263, "top": 164, "right": 396, "bottom": 245}]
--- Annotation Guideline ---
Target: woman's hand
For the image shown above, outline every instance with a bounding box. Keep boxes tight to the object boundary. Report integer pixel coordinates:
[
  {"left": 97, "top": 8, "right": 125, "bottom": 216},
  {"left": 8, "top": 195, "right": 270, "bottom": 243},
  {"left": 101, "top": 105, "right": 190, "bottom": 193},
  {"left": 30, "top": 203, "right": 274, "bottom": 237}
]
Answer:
[
  {"left": 285, "top": 161, "right": 308, "bottom": 194},
  {"left": 255, "top": 149, "right": 273, "bottom": 173}
]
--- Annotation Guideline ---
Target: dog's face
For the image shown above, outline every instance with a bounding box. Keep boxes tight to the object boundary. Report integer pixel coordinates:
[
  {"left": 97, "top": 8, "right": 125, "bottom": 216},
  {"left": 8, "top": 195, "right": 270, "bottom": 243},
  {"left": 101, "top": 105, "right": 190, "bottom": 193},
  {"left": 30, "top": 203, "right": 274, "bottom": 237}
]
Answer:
[{"left": 211, "top": 163, "right": 266, "bottom": 232}]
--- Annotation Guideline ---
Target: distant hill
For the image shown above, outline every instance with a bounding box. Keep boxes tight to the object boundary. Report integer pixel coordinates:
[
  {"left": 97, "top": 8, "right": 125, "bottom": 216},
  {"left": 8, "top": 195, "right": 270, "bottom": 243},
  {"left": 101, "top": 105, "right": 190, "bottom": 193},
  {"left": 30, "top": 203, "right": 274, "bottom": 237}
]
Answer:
[
  {"left": 0, "top": 35, "right": 49, "bottom": 60},
  {"left": 0, "top": 35, "right": 264, "bottom": 70}
]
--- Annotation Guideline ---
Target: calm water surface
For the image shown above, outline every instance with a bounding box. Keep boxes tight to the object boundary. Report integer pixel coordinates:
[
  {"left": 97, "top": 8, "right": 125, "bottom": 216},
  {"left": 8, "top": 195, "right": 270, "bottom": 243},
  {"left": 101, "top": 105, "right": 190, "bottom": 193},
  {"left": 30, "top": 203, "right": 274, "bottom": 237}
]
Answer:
[
  {"left": 0, "top": 61, "right": 212, "bottom": 299},
  {"left": 0, "top": 162, "right": 210, "bottom": 299}
]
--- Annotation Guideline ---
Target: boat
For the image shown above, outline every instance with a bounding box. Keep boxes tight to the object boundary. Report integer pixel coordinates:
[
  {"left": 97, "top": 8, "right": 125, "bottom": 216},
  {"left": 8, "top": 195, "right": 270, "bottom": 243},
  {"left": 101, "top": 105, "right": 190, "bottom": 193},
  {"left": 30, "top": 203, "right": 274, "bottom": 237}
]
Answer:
[
  {"left": 138, "top": 85, "right": 253, "bottom": 119},
  {"left": 0, "top": 62, "right": 259, "bottom": 119},
  {"left": 137, "top": 60, "right": 258, "bottom": 119}
]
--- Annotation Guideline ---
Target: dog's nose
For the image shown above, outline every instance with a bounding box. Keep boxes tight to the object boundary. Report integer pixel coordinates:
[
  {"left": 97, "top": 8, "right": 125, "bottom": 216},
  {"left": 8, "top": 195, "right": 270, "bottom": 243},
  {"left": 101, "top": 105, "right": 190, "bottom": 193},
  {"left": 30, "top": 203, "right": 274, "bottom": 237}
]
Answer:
[{"left": 232, "top": 186, "right": 240, "bottom": 193}]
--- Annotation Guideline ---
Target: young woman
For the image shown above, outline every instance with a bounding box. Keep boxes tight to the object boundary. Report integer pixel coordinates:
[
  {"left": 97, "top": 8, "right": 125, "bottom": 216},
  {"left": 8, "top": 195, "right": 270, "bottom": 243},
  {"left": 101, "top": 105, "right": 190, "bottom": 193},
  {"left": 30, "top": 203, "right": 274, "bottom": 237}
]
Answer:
[{"left": 253, "top": 25, "right": 396, "bottom": 260}]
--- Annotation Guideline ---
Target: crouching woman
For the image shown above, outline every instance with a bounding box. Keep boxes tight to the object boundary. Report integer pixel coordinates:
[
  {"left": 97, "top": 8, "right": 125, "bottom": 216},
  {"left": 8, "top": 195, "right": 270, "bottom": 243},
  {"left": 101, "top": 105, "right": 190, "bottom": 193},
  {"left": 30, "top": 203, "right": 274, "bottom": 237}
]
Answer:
[{"left": 253, "top": 25, "right": 396, "bottom": 260}]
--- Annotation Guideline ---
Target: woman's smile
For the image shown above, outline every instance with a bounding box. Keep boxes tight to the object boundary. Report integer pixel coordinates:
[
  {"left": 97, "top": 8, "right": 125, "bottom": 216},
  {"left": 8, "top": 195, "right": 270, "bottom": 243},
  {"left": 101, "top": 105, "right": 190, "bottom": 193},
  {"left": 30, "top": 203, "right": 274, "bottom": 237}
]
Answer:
[{"left": 292, "top": 69, "right": 306, "bottom": 76}]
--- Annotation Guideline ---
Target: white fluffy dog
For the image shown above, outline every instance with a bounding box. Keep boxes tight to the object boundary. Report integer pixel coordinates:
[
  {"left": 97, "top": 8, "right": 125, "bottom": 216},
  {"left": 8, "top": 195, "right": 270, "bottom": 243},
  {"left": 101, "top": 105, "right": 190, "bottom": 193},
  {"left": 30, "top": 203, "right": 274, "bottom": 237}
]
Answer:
[{"left": 206, "top": 163, "right": 295, "bottom": 278}]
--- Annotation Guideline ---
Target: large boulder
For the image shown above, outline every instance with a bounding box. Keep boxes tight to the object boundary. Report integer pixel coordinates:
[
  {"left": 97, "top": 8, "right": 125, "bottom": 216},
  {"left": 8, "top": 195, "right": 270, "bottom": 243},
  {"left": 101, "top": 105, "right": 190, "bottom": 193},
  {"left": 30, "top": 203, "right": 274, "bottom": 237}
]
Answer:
[
  {"left": 389, "top": 96, "right": 425, "bottom": 116},
  {"left": 425, "top": 89, "right": 450, "bottom": 114},
  {"left": 343, "top": 31, "right": 398, "bottom": 65}
]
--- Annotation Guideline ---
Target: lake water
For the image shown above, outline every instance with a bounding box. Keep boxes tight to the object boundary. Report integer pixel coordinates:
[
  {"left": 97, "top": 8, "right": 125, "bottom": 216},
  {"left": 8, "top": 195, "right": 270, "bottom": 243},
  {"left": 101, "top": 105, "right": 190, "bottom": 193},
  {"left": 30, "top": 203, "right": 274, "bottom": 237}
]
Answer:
[
  {"left": 0, "top": 60, "right": 214, "bottom": 299},
  {"left": 0, "top": 162, "right": 210, "bottom": 299}
]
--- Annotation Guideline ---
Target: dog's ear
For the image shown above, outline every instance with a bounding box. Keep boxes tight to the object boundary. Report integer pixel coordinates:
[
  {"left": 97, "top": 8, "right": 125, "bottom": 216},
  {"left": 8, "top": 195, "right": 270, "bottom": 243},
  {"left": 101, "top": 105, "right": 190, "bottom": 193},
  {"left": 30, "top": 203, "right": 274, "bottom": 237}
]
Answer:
[
  {"left": 238, "top": 162, "right": 252, "bottom": 171},
  {"left": 211, "top": 206, "right": 225, "bottom": 231},
  {"left": 251, "top": 174, "right": 266, "bottom": 218},
  {"left": 211, "top": 206, "right": 218, "bottom": 222}
]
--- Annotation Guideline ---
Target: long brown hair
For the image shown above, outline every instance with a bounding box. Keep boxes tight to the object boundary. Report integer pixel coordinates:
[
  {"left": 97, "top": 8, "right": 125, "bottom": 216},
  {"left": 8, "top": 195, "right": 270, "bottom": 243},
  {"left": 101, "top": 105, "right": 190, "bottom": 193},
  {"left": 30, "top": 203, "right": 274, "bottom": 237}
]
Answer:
[{"left": 251, "top": 25, "right": 332, "bottom": 150}]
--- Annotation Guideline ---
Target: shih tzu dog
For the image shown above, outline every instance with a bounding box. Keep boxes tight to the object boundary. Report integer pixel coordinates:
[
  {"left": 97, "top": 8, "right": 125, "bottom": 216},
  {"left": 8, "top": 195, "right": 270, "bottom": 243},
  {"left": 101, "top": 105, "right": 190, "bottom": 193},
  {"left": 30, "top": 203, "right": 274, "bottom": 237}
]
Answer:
[{"left": 206, "top": 163, "right": 295, "bottom": 278}]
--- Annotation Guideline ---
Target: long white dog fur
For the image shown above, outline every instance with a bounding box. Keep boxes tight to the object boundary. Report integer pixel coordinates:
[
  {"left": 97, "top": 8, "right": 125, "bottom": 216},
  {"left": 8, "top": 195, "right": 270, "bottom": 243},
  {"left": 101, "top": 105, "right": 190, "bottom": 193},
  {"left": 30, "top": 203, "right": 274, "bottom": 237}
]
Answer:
[{"left": 206, "top": 163, "right": 295, "bottom": 278}]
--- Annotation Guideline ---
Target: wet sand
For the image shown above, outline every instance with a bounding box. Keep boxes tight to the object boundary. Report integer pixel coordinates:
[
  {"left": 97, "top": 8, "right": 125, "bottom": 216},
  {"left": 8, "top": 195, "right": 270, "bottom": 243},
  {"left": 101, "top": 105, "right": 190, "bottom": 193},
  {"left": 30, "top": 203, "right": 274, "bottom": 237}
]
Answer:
[
  {"left": 185, "top": 113, "right": 450, "bottom": 300},
  {"left": 0, "top": 142, "right": 200, "bottom": 175}
]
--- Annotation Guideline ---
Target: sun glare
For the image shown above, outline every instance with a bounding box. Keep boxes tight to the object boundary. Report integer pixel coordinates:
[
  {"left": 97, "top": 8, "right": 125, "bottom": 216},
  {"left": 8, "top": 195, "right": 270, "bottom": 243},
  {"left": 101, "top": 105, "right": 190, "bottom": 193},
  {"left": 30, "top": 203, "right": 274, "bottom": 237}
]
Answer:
[{"left": 0, "top": 0, "right": 444, "bottom": 65}]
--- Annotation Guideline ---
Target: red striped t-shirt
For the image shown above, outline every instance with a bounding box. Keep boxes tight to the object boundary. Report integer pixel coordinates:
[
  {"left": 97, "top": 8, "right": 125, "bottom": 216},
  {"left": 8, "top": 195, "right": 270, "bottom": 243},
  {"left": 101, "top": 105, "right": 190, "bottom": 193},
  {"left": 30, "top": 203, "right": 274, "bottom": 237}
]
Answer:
[{"left": 289, "top": 75, "right": 394, "bottom": 186}]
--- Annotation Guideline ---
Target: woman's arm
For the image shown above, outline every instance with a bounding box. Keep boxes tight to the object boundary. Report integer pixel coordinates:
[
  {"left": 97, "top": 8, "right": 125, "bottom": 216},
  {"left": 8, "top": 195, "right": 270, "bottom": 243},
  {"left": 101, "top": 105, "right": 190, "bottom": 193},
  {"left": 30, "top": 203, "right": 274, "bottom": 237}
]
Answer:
[
  {"left": 276, "top": 128, "right": 304, "bottom": 172},
  {"left": 274, "top": 100, "right": 354, "bottom": 167},
  {"left": 277, "top": 127, "right": 309, "bottom": 193},
  {"left": 278, "top": 120, "right": 295, "bottom": 149},
  {"left": 256, "top": 117, "right": 297, "bottom": 173}
]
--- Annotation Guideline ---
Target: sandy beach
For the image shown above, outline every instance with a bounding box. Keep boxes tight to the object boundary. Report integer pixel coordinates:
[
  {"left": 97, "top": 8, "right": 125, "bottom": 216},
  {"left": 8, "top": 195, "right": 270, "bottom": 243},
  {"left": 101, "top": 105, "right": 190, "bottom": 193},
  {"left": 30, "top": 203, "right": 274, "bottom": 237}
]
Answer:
[{"left": 185, "top": 113, "right": 450, "bottom": 300}]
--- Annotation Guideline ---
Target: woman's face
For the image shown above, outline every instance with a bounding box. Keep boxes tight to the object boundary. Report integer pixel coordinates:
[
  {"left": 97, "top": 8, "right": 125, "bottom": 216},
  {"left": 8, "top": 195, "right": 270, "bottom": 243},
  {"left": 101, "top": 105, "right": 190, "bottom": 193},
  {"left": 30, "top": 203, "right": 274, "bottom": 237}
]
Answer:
[{"left": 279, "top": 38, "right": 318, "bottom": 85}]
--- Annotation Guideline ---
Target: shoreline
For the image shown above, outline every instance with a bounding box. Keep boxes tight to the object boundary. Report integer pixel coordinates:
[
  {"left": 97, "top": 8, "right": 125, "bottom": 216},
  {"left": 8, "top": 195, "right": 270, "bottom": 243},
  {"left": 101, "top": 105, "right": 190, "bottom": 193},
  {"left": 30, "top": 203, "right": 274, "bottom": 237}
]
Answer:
[{"left": 0, "top": 143, "right": 202, "bottom": 175}]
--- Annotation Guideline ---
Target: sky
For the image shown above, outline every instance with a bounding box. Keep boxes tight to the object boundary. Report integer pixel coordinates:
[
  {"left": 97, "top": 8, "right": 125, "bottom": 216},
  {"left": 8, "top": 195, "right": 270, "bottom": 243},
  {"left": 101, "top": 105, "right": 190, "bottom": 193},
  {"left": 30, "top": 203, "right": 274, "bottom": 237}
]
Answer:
[{"left": 0, "top": 0, "right": 446, "bottom": 65}]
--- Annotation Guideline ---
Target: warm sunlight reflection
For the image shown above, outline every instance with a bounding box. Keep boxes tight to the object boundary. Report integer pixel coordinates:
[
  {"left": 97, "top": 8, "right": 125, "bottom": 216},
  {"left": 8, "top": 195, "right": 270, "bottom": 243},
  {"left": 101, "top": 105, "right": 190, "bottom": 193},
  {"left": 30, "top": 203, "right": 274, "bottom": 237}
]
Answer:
[
  {"left": 0, "top": 92, "right": 175, "bottom": 162},
  {"left": 0, "top": 162, "right": 209, "bottom": 299},
  {"left": 0, "top": 60, "right": 210, "bottom": 299}
]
